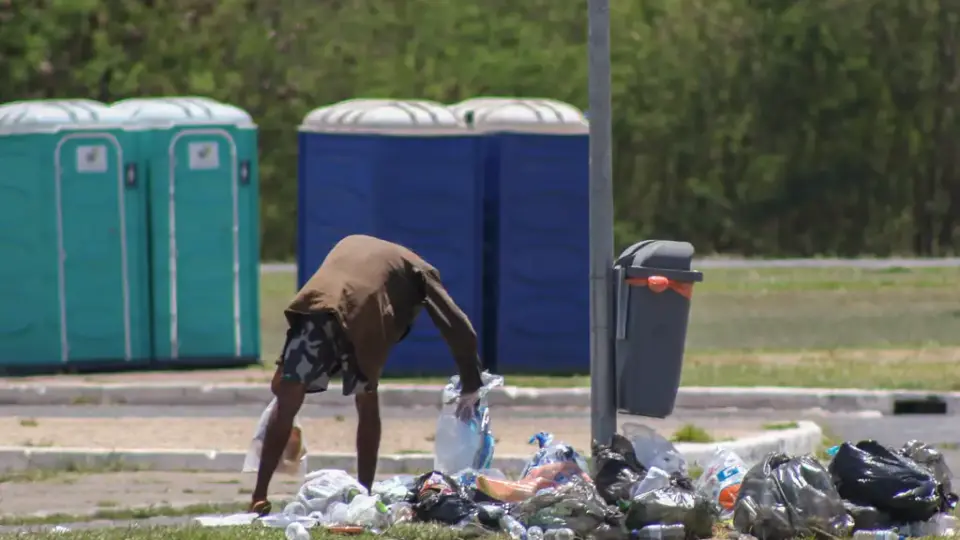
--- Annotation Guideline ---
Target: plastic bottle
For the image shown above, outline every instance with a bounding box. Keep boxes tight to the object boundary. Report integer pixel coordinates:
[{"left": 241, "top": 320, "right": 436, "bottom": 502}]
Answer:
[
  {"left": 632, "top": 524, "right": 685, "bottom": 540},
  {"left": 852, "top": 530, "right": 898, "bottom": 540},
  {"left": 499, "top": 515, "right": 528, "bottom": 540},
  {"left": 545, "top": 528, "right": 576, "bottom": 540},
  {"left": 528, "top": 526, "right": 545, "bottom": 540},
  {"left": 326, "top": 501, "right": 349, "bottom": 525},
  {"left": 284, "top": 501, "right": 307, "bottom": 516},
  {"left": 388, "top": 502, "right": 414, "bottom": 525},
  {"left": 285, "top": 522, "right": 311, "bottom": 540}
]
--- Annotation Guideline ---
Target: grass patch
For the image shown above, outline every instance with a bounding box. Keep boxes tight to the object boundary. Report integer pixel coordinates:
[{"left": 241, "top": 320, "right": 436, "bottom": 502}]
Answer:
[
  {"left": 256, "top": 267, "right": 960, "bottom": 390},
  {"left": 0, "top": 503, "right": 247, "bottom": 527},
  {"left": 0, "top": 523, "right": 496, "bottom": 540},
  {"left": 671, "top": 424, "right": 714, "bottom": 443},
  {"left": 763, "top": 421, "right": 800, "bottom": 431},
  {"left": 0, "top": 458, "right": 146, "bottom": 484}
]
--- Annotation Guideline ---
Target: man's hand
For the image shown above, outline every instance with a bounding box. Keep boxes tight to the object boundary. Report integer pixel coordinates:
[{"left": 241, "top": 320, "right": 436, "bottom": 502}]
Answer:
[{"left": 455, "top": 391, "right": 480, "bottom": 422}]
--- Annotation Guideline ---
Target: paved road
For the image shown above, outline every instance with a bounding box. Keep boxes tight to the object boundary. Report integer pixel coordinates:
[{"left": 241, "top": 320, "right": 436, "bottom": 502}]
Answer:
[{"left": 261, "top": 258, "right": 960, "bottom": 274}]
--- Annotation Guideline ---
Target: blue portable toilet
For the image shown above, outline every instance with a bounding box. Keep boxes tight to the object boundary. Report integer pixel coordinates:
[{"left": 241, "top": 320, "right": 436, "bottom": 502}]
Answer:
[
  {"left": 298, "top": 99, "right": 485, "bottom": 376},
  {"left": 451, "top": 98, "right": 589, "bottom": 374},
  {"left": 111, "top": 97, "right": 261, "bottom": 367},
  {"left": 0, "top": 99, "right": 152, "bottom": 372}
]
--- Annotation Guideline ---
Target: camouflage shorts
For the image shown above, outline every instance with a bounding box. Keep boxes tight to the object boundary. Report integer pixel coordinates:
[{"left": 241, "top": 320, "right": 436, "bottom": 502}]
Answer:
[{"left": 278, "top": 312, "right": 370, "bottom": 395}]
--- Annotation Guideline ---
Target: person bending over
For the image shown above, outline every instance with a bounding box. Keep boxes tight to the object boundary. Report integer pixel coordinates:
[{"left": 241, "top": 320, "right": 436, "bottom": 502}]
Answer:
[{"left": 248, "top": 234, "right": 483, "bottom": 515}]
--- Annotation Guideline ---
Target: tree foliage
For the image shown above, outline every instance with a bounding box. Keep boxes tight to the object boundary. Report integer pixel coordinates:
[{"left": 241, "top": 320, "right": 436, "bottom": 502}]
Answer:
[{"left": 2, "top": 0, "right": 958, "bottom": 257}]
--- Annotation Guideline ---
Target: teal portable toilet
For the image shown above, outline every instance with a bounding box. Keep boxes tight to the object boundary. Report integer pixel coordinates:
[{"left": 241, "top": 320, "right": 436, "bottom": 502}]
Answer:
[
  {"left": 112, "top": 97, "right": 260, "bottom": 366},
  {"left": 0, "top": 99, "right": 152, "bottom": 372}
]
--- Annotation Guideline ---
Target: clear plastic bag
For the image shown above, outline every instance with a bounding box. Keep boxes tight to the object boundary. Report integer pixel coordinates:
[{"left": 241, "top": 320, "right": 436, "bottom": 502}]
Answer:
[
  {"left": 433, "top": 372, "right": 504, "bottom": 474},
  {"left": 242, "top": 398, "right": 307, "bottom": 476},
  {"left": 900, "top": 440, "right": 954, "bottom": 496},
  {"left": 734, "top": 452, "right": 853, "bottom": 540},
  {"left": 695, "top": 447, "right": 747, "bottom": 516},
  {"left": 509, "top": 476, "right": 625, "bottom": 537},
  {"left": 372, "top": 475, "right": 416, "bottom": 504},
  {"left": 621, "top": 423, "right": 687, "bottom": 475}
]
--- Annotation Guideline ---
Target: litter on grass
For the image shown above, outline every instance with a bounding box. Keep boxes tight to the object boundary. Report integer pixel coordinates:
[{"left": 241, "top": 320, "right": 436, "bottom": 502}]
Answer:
[{"left": 198, "top": 375, "right": 960, "bottom": 539}]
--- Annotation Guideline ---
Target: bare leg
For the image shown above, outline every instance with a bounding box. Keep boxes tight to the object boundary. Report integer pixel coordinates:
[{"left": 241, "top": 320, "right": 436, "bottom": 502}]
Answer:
[
  {"left": 355, "top": 390, "right": 381, "bottom": 491},
  {"left": 251, "top": 368, "right": 306, "bottom": 507}
]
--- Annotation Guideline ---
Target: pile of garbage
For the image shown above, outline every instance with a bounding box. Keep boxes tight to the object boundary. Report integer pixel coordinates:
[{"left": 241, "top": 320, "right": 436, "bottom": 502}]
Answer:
[{"left": 200, "top": 374, "right": 960, "bottom": 540}]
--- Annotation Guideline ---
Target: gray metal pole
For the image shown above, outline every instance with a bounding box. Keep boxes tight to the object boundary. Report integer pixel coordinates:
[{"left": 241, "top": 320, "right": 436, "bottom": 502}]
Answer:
[{"left": 588, "top": 0, "right": 617, "bottom": 446}]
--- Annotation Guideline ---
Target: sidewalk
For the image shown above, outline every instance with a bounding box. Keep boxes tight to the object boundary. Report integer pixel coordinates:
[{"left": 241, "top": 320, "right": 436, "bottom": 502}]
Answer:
[{"left": 1, "top": 415, "right": 763, "bottom": 455}]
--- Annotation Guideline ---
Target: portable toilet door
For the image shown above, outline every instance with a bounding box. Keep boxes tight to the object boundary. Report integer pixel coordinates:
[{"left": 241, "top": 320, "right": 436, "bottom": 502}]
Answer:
[
  {"left": 0, "top": 99, "right": 151, "bottom": 371},
  {"left": 298, "top": 99, "right": 486, "bottom": 376},
  {"left": 452, "top": 97, "right": 589, "bottom": 374},
  {"left": 112, "top": 97, "right": 260, "bottom": 366}
]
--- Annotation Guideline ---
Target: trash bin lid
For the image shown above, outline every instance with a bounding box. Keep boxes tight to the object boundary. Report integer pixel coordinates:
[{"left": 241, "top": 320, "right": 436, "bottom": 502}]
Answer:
[{"left": 616, "top": 240, "right": 703, "bottom": 282}]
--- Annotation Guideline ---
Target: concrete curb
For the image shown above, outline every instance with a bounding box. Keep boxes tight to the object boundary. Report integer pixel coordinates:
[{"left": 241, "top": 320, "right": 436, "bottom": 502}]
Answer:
[
  {"left": 0, "top": 421, "right": 822, "bottom": 475},
  {"left": 0, "top": 382, "right": 956, "bottom": 413}
]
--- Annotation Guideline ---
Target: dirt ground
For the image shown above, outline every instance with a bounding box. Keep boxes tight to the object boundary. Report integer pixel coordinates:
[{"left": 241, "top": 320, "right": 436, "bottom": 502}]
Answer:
[
  {"left": 0, "top": 471, "right": 299, "bottom": 517},
  {"left": 1, "top": 416, "right": 763, "bottom": 455}
]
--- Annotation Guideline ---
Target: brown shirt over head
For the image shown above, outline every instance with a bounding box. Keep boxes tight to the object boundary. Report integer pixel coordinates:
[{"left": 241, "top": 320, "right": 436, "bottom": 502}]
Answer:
[{"left": 286, "top": 235, "right": 483, "bottom": 393}]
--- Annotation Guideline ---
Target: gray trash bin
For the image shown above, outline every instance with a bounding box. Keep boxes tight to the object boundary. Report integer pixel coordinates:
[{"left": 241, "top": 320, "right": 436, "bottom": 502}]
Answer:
[{"left": 613, "top": 240, "right": 704, "bottom": 418}]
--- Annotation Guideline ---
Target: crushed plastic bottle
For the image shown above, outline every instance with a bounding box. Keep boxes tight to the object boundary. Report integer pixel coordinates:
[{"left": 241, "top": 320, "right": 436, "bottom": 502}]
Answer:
[
  {"left": 345, "top": 493, "right": 389, "bottom": 529},
  {"left": 285, "top": 522, "right": 311, "bottom": 540},
  {"left": 632, "top": 524, "right": 686, "bottom": 540},
  {"left": 544, "top": 528, "right": 576, "bottom": 540},
  {"left": 326, "top": 501, "right": 349, "bottom": 525},
  {"left": 500, "top": 514, "right": 528, "bottom": 540},
  {"left": 527, "top": 526, "right": 545, "bottom": 540},
  {"left": 852, "top": 530, "right": 898, "bottom": 540},
  {"left": 388, "top": 502, "right": 414, "bottom": 525},
  {"left": 695, "top": 448, "right": 747, "bottom": 516}
]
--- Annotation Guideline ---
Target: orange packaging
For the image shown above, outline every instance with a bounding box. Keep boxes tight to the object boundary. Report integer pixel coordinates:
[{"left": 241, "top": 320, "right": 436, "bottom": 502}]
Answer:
[{"left": 476, "top": 462, "right": 591, "bottom": 503}]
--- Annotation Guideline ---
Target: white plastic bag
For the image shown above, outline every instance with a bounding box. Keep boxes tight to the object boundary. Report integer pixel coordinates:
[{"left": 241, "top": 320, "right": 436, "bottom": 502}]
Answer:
[
  {"left": 297, "top": 469, "right": 366, "bottom": 513},
  {"left": 621, "top": 423, "right": 687, "bottom": 475},
  {"left": 695, "top": 447, "right": 747, "bottom": 516},
  {"left": 243, "top": 398, "right": 307, "bottom": 476},
  {"left": 433, "top": 372, "right": 504, "bottom": 473}
]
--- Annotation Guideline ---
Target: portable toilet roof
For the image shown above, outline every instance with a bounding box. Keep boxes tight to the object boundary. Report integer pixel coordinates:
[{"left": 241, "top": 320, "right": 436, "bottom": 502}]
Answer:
[
  {"left": 299, "top": 99, "right": 466, "bottom": 134},
  {"left": 451, "top": 97, "right": 588, "bottom": 134},
  {"left": 110, "top": 96, "right": 254, "bottom": 128},
  {"left": 0, "top": 99, "right": 131, "bottom": 134}
]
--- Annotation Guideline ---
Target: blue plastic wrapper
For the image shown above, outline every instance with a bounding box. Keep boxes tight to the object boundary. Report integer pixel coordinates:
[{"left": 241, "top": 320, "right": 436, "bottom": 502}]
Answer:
[{"left": 520, "top": 431, "right": 589, "bottom": 479}]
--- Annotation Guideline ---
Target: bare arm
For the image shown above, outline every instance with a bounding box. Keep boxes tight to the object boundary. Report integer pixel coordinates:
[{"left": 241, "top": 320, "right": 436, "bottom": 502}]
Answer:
[{"left": 421, "top": 270, "right": 484, "bottom": 394}]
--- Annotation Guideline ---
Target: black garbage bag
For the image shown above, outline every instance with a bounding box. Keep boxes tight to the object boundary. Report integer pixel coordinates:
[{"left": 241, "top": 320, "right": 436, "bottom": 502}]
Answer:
[
  {"left": 626, "top": 473, "right": 718, "bottom": 538},
  {"left": 829, "top": 440, "right": 942, "bottom": 522},
  {"left": 900, "top": 440, "right": 956, "bottom": 502},
  {"left": 842, "top": 500, "right": 892, "bottom": 531},
  {"left": 734, "top": 452, "right": 852, "bottom": 540},
  {"left": 592, "top": 433, "right": 647, "bottom": 505},
  {"left": 412, "top": 471, "right": 479, "bottom": 525}
]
